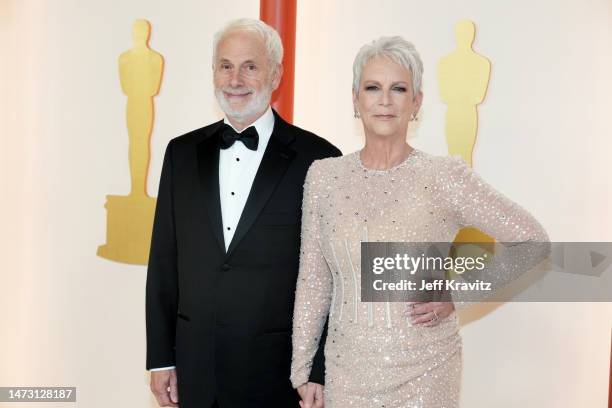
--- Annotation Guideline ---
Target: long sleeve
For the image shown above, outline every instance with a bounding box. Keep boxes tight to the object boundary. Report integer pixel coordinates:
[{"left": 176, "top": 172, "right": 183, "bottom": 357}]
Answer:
[
  {"left": 145, "top": 140, "right": 179, "bottom": 370},
  {"left": 290, "top": 161, "right": 334, "bottom": 389},
  {"left": 440, "top": 156, "right": 551, "bottom": 306}
]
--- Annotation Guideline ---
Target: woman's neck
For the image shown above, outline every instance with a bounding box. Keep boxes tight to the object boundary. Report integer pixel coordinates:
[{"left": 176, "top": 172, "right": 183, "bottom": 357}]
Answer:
[{"left": 360, "top": 136, "right": 413, "bottom": 170}]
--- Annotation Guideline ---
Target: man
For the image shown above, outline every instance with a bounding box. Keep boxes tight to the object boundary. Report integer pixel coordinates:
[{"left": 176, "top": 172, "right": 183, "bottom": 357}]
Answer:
[{"left": 146, "top": 18, "right": 341, "bottom": 408}]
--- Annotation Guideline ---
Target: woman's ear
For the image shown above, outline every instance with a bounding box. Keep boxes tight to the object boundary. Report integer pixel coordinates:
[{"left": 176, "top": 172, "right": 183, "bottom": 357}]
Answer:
[{"left": 414, "top": 91, "right": 424, "bottom": 111}]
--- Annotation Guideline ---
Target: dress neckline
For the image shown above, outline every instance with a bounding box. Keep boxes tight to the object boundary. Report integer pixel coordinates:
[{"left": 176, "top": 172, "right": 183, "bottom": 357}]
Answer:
[{"left": 355, "top": 147, "right": 418, "bottom": 174}]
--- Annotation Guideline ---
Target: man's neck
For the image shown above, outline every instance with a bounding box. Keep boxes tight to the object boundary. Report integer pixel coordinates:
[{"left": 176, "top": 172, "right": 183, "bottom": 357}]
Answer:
[{"left": 226, "top": 107, "right": 269, "bottom": 132}]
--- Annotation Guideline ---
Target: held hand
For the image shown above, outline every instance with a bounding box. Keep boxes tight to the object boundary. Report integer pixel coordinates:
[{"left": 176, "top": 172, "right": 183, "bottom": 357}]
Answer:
[
  {"left": 407, "top": 301, "right": 455, "bottom": 327},
  {"left": 150, "top": 368, "right": 179, "bottom": 407},
  {"left": 297, "top": 382, "right": 324, "bottom": 408}
]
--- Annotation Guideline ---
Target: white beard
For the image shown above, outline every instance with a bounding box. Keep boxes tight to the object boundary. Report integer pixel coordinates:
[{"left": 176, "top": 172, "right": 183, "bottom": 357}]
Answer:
[{"left": 215, "top": 85, "right": 272, "bottom": 122}]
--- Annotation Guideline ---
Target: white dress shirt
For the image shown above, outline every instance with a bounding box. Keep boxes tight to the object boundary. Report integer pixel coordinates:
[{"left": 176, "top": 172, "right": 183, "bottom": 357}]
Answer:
[
  {"left": 218, "top": 106, "right": 274, "bottom": 251},
  {"left": 149, "top": 106, "right": 275, "bottom": 372}
]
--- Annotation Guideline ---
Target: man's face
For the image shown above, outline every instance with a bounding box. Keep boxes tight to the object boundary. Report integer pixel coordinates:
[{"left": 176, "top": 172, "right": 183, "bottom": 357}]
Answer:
[{"left": 213, "top": 30, "right": 280, "bottom": 122}]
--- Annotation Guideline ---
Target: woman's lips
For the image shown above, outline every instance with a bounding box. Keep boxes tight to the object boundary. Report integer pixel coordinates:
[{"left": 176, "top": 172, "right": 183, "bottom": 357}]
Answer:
[{"left": 374, "top": 114, "right": 395, "bottom": 120}]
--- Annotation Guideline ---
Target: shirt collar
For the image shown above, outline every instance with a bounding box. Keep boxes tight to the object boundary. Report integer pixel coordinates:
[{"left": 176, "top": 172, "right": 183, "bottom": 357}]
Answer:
[{"left": 222, "top": 106, "right": 274, "bottom": 151}]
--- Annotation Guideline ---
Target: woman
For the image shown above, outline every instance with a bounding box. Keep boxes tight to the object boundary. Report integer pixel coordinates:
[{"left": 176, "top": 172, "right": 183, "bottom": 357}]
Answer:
[{"left": 290, "top": 36, "right": 550, "bottom": 407}]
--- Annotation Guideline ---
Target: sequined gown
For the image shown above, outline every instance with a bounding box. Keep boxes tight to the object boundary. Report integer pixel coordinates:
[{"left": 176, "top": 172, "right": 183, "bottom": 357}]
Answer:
[{"left": 290, "top": 148, "right": 549, "bottom": 407}]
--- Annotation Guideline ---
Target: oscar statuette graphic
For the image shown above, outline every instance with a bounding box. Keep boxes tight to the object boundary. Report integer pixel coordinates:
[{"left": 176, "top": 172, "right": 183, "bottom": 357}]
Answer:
[
  {"left": 438, "top": 19, "right": 491, "bottom": 167},
  {"left": 98, "top": 19, "right": 164, "bottom": 265},
  {"left": 438, "top": 20, "right": 495, "bottom": 262}
]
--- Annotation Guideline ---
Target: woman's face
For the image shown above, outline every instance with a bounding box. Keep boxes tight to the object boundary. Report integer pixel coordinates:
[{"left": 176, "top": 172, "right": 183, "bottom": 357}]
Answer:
[{"left": 353, "top": 56, "right": 423, "bottom": 139}]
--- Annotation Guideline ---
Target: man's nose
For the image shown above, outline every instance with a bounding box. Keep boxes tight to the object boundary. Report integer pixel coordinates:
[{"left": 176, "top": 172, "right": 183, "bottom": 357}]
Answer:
[{"left": 229, "top": 70, "right": 244, "bottom": 87}]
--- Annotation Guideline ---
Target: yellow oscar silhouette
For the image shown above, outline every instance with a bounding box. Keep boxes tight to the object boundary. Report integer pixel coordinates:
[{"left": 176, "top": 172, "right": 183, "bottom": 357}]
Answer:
[
  {"left": 438, "top": 20, "right": 490, "bottom": 167},
  {"left": 98, "top": 19, "right": 164, "bottom": 265},
  {"left": 438, "top": 20, "right": 494, "bottom": 264}
]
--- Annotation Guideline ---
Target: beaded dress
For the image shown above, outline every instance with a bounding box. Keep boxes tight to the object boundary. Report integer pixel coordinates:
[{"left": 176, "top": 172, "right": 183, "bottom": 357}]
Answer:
[{"left": 290, "top": 148, "right": 549, "bottom": 407}]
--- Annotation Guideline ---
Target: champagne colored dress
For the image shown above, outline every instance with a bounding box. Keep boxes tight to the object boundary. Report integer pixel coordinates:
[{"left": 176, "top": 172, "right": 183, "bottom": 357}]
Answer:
[{"left": 290, "top": 148, "right": 549, "bottom": 407}]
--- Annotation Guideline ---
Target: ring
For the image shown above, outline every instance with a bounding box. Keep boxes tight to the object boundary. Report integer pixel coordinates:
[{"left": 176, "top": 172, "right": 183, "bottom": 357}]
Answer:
[{"left": 432, "top": 310, "right": 439, "bottom": 321}]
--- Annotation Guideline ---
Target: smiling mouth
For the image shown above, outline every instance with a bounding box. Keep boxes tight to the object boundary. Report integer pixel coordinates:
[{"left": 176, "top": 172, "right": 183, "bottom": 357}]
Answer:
[
  {"left": 224, "top": 91, "right": 252, "bottom": 99},
  {"left": 374, "top": 114, "right": 395, "bottom": 120}
]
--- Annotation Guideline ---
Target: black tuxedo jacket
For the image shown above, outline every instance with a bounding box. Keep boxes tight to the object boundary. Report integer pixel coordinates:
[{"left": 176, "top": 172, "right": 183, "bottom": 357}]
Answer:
[{"left": 146, "top": 110, "right": 341, "bottom": 408}]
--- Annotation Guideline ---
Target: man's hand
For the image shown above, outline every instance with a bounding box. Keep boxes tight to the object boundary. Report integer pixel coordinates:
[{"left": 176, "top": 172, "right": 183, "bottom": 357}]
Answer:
[
  {"left": 150, "top": 368, "right": 179, "bottom": 407},
  {"left": 297, "top": 382, "right": 324, "bottom": 408}
]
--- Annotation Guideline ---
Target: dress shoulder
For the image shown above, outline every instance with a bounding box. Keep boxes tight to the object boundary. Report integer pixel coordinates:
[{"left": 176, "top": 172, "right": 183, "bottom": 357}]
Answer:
[
  {"left": 439, "top": 154, "right": 473, "bottom": 176},
  {"left": 418, "top": 152, "right": 475, "bottom": 185},
  {"left": 417, "top": 150, "right": 467, "bottom": 170}
]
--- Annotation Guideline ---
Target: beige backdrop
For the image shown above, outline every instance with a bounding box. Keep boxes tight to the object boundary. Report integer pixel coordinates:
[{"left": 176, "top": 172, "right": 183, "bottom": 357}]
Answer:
[{"left": 1, "top": 0, "right": 611, "bottom": 407}]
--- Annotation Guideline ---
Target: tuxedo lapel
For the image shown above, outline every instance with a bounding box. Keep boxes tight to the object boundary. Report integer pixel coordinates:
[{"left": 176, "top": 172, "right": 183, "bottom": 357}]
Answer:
[
  {"left": 226, "top": 111, "right": 296, "bottom": 257},
  {"left": 196, "top": 120, "right": 226, "bottom": 254}
]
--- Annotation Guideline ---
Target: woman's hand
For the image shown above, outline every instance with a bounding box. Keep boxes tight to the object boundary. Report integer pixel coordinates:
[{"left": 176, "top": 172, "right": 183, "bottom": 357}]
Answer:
[{"left": 407, "top": 301, "right": 455, "bottom": 326}]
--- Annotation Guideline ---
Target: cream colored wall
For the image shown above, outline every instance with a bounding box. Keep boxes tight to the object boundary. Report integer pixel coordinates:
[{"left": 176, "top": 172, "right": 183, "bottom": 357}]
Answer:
[{"left": 1, "top": 0, "right": 610, "bottom": 407}]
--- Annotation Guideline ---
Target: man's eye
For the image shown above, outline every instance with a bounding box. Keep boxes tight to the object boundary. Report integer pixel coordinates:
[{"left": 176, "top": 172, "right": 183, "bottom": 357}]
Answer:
[
  {"left": 247, "top": 64, "right": 257, "bottom": 71},
  {"left": 221, "top": 64, "right": 232, "bottom": 70}
]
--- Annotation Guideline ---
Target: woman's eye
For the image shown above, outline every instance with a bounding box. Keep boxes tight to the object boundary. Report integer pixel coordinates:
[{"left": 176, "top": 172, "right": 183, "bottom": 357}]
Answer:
[
  {"left": 248, "top": 65, "right": 257, "bottom": 70},
  {"left": 221, "top": 64, "right": 231, "bottom": 70},
  {"left": 393, "top": 86, "right": 407, "bottom": 92},
  {"left": 365, "top": 85, "right": 379, "bottom": 91}
]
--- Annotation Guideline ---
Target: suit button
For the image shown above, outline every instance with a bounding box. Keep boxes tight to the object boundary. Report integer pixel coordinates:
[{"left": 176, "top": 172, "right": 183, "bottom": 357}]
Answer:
[{"left": 221, "top": 263, "right": 231, "bottom": 271}]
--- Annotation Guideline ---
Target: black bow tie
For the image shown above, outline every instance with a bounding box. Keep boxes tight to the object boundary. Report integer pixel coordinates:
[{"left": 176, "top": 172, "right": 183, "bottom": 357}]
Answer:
[{"left": 219, "top": 124, "right": 259, "bottom": 151}]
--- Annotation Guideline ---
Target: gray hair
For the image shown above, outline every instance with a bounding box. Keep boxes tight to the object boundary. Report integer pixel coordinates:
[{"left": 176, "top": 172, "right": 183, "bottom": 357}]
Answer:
[
  {"left": 213, "top": 18, "right": 283, "bottom": 71},
  {"left": 352, "top": 36, "right": 424, "bottom": 98}
]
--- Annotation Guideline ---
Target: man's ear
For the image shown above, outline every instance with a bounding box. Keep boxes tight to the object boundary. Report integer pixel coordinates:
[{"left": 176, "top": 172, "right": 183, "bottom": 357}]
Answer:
[{"left": 271, "top": 64, "right": 283, "bottom": 91}]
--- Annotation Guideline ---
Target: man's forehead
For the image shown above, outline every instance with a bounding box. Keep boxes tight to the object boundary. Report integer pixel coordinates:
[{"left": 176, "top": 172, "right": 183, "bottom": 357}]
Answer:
[{"left": 216, "top": 30, "right": 266, "bottom": 59}]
